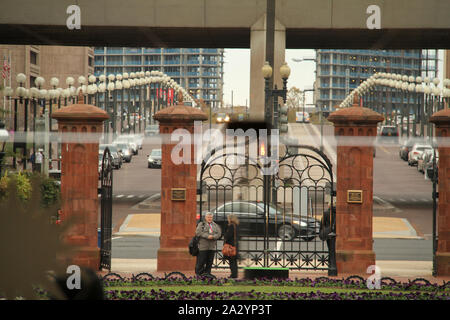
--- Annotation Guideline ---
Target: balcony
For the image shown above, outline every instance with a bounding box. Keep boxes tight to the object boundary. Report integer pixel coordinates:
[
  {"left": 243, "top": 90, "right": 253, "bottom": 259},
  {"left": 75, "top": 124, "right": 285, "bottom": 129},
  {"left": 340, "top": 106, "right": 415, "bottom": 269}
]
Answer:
[
  {"left": 164, "top": 60, "right": 181, "bottom": 65},
  {"left": 94, "top": 48, "right": 105, "bottom": 54},
  {"left": 202, "top": 49, "right": 218, "bottom": 54},
  {"left": 144, "top": 60, "right": 161, "bottom": 65},
  {"left": 202, "top": 60, "right": 217, "bottom": 65},
  {"left": 202, "top": 72, "right": 217, "bottom": 77},
  {"left": 187, "top": 60, "right": 200, "bottom": 65},
  {"left": 164, "top": 48, "right": 181, "bottom": 54},
  {"left": 187, "top": 72, "right": 200, "bottom": 77},
  {"left": 124, "top": 61, "right": 141, "bottom": 65},
  {"left": 125, "top": 48, "right": 142, "bottom": 54},
  {"left": 144, "top": 48, "right": 161, "bottom": 54},
  {"left": 106, "top": 61, "right": 123, "bottom": 66},
  {"left": 165, "top": 72, "right": 181, "bottom": 77},
  {"left": 106, "top": 48, "right": 123, "bottom": 54}
]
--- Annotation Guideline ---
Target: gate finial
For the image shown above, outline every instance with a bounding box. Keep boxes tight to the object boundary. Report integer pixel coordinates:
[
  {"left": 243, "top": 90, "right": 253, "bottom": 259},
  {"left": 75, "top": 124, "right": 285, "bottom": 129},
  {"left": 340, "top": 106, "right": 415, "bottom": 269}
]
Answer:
[
  {"left": 77, "top": 89, "right": 85, "bottom": 104},
  {"left": 353, "top": 93, "right": 360, "bottom": 107}
]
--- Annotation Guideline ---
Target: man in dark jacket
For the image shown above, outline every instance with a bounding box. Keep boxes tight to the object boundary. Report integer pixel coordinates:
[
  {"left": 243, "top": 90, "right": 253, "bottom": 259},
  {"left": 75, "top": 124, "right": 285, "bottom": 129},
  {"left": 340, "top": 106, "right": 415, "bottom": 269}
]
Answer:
[{"left": 195, "top": 212, "right": 221, "bottom": 277}]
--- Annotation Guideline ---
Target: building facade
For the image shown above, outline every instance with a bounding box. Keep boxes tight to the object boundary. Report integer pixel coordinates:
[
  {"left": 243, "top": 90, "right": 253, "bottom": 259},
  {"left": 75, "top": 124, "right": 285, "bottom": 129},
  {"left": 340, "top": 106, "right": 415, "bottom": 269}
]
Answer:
[
  {"left": 93, "top": 47, "right": 224, "bottom": 108},
  {"left": 1, "top": 45, "right": 94, "bottom": 129},
  {"left": 315, "top": 49, "right": 439, "bottom": 111}
]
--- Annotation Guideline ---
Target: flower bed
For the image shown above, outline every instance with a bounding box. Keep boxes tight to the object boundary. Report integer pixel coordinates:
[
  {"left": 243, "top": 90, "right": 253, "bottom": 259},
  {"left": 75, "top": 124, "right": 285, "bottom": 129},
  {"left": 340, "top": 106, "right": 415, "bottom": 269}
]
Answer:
[{"left": 101, "top": 273, "right": 450, "bottom": 301}]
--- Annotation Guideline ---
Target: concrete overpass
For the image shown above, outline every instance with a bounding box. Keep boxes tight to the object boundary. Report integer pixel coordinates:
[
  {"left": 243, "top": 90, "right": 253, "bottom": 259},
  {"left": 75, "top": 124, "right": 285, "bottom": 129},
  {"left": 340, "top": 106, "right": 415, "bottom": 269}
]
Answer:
[
  {"left": 1, "top": 0, "right": 449, "bottom": 118},
  {"left": 1, "top": 0, "right": 449, "bottom": 48}
]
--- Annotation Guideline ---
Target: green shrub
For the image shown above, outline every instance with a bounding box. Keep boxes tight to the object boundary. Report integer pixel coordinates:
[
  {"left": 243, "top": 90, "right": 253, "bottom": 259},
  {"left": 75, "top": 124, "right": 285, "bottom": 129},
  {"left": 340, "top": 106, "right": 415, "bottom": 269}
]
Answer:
[{"left": 0, "top": 171, "right": 60, "bottom": 208}]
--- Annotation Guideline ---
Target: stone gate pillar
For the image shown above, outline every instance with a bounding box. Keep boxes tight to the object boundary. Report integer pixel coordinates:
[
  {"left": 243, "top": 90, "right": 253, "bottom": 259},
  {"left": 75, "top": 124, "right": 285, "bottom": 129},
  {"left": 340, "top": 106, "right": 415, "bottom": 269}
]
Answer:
[
  {"left": 154, "top": 94, "right": 207, "bottom": 271},
  {"left": 328, "top": 95, "right": 384, "bottom": 274},
  {"left": 429, "top": 109, "right": 450, "bottom": 276},
  {"left": 52, "top": 93, "right": 108, "bottom": 270}
]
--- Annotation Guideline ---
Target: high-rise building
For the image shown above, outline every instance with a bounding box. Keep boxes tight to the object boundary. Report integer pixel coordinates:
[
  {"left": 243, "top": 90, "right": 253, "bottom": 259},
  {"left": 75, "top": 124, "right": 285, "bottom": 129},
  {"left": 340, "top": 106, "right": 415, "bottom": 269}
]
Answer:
[
  {"left": 315, "top": 49, "right": 439, "bottom": 110},
  {"left": 93, "top": 47, "right": 224, "bottom": 108}
]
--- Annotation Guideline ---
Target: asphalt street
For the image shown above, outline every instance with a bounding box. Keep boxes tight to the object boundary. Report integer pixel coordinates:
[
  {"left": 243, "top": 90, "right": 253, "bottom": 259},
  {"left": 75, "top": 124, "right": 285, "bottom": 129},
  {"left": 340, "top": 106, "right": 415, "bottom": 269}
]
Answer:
[{"left": 111, "top": 236, "right": 432, "bottom": 261}]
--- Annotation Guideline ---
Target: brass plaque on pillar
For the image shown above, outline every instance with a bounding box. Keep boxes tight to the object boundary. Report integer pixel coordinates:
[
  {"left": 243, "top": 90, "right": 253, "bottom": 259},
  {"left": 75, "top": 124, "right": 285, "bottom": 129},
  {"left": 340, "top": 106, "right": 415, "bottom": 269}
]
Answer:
[
  {"left": 347, "top": 190, "right": 363, "bottom": 204},
  {"left": 171, "top": 188, "right": 186, "bottom": 201}
]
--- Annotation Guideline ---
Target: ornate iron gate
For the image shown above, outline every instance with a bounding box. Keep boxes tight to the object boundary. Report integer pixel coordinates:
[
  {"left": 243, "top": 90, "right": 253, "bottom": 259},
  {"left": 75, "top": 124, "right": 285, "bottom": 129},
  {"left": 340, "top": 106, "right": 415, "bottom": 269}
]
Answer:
[
  {"left": 199, "top": 144, "right": 337, "bottom": 275},
  {"left": 99, "top": 147, "right": 113, "bottom": 271}
]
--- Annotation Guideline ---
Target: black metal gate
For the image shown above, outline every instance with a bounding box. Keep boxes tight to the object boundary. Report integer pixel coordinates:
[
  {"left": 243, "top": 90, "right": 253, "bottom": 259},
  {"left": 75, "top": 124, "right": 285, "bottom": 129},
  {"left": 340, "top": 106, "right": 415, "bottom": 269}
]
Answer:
[
  {"left": 99, "top": 147, "right": 113, "bottom": 271},
  {"left": 431, "top": 146, "right": 438, "bottom": 276},
  {"left": 199, "top": 143, "right": 337, "bottom": 275}
]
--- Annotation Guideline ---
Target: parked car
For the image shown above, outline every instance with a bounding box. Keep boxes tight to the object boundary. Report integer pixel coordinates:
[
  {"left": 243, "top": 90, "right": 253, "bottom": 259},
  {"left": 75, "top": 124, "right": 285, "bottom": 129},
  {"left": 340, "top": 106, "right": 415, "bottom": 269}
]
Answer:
[
  {"left": 417, "top": 149, "right": 433, "bottom": 174},
  {"left": 147, "top": 148, "right": 162, "bottom": 168},
  {"left": 377, "top": 125, "right": 399, "bottom": 144},
  {"left": 99, "top": 144, "right": 122, "bottom": 169},
  {"left": 114, "top": 142, "right": 133, "bottom": 163},
  {"left": 399, "top": 138, "right": 416, "bottom": 161},
  {"left": 114, "top": 135, "right": 138, "bottom": 155},
  {"left": 197, "top": 201, "right": 320, "bottom": 242},
  {"left": 408, "top": 143, "right": 433, "bottom": 166},
  {"left": 425, "top": 151, "right": 439, "bottom": 181},
  {"left": 145, "top": 124, "right": 160, "bottom": 137}
]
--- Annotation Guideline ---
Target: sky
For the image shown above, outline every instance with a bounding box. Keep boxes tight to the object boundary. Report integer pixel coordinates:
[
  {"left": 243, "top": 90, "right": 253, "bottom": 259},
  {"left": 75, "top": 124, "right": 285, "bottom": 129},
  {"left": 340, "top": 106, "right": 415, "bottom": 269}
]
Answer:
[
  {"left": 222, "top": 49, "right": 445, "bottom": 108},
  {"left": 222, "top": 49, "right": 316, "bottom": 107}
]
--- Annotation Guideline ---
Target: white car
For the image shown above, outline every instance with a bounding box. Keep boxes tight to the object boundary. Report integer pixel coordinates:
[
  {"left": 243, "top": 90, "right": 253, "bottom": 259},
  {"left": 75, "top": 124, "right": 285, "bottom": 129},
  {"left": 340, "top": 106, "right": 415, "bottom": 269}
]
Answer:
[{"left": 408, "top": 144, "right": 433, "bottom": 166}]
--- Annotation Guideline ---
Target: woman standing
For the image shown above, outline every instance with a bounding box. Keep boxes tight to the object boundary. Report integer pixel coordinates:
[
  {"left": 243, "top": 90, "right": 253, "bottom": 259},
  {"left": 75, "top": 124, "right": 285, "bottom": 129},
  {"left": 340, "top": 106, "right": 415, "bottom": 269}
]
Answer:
[{"left": 223, "top": 214, "right": 239, "bottom": 279}]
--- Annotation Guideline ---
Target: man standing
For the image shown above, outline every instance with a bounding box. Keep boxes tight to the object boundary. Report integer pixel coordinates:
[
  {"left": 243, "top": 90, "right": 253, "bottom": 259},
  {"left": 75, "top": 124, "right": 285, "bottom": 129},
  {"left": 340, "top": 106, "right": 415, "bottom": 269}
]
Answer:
[{"left": 195, "top": 212, "right": 221, "bottom": 277}]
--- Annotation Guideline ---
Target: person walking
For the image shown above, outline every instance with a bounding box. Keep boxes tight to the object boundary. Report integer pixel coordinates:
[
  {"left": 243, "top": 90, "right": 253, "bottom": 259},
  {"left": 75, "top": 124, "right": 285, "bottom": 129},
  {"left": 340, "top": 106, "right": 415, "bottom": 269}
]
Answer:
[
  {"left": 223, "top": 214, "right": 239, "bottom": 279},
  {"left": 195, "top": 212, "right": 221, "bottom": 277}
]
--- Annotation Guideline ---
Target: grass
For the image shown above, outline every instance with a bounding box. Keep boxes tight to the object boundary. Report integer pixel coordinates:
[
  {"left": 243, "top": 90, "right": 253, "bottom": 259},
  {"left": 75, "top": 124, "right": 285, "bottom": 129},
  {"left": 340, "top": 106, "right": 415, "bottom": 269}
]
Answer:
[{"left": 106, "top": 284, "right": 402, "bottom": 295}]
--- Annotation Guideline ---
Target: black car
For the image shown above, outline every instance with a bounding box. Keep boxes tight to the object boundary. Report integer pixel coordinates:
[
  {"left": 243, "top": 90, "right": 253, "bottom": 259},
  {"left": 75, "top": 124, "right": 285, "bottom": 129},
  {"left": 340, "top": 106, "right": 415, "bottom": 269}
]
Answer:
[
  {"left": 197, "top": 201, "right": 320, "bottom": 241},
  {"left": 147, "top": 148, "right": 162, "bottom": 168},
  {"left": 399, "top": 138, "right": 415, "bottom": 161}
]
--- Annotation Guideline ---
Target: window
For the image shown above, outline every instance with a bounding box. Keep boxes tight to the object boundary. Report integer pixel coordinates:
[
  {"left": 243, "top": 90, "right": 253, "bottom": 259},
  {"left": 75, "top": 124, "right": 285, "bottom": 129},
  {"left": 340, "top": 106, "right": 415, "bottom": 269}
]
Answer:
[{"left": 30, "top": 51, "right": 38, "bottom": 65}]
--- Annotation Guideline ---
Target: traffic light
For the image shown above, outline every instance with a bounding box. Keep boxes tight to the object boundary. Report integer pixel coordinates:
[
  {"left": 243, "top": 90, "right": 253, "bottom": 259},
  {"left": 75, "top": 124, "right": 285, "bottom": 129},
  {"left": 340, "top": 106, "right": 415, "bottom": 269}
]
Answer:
[{"left": 278, "top": 105, "right": 288, "bottom": 133}]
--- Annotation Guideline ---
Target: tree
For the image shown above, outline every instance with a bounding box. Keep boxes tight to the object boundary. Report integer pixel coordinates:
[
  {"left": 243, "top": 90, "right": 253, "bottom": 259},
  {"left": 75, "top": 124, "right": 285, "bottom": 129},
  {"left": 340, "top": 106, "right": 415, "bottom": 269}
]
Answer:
[{"left": 286, "top": 87, "right": 304, "bottom": 110}]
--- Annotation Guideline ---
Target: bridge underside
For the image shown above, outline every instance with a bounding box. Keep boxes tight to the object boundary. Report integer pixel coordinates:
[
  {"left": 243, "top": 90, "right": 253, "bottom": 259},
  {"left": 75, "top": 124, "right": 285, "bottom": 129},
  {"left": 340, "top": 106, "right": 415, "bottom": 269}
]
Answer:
[{"left": 1, "top": 25, "right": 449, "bottom": 49}]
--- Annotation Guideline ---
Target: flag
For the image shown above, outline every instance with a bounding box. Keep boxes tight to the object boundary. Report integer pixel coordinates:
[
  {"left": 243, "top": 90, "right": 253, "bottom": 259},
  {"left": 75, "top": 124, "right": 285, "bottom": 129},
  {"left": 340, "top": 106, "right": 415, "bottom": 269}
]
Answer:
[{"left": 2, "top": 55, "right": 10, "bottom": 80}]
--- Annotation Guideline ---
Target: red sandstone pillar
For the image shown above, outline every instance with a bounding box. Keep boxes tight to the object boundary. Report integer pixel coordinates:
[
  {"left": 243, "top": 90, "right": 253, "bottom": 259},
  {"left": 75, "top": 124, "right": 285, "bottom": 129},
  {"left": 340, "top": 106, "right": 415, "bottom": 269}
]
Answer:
[
  {"left": 52, "top": 94, "right": 108, "bottom": 270},
  {"left": 430, "top": 109, "right": 450, "bottom": 276},
  {"left": 153, "top": 94, "right": 207, "bottom": 271},
  {"left": 328, "top": 95, "right": 384, "bottom": 274}
]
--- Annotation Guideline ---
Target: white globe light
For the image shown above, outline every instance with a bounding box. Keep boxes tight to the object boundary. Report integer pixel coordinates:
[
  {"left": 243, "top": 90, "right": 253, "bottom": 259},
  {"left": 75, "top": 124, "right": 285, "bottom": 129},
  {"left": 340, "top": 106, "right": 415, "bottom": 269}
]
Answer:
[
  {"left": 408, "top": 83, "right": 415, "bottom": 92},
  {"left": 122, "top": 73, "right": 129, "bottom": 79},
  {"left": 432, "top": 87, "right": 441, "bottom": 96},
  {"left": 98, "top": 83, "right": 106, "bottom": 93},
  {"left": 89, "top": 75, "right": 96, "bottom": 83},
  {"left": 402, "top": 75, "right": 408, "bottom": 82},
  {"left": 16, "top": 73, "right": 26, "bottom": 84},
  {"left": 415, "top": 84, "right": 423, "bottom": 93},
  {"left": 432, "top": 78, "right": 440, "bottom": 86},
  {"left": 35, "top": 76, "right": 45, "bottom": 87},
  {"left": 78, "top": 76, "right": 87, "bottom": 85},
  {"left": 50, "top": 77, "right": 59, "bottom": 87},
  {"left": 123, "top": 80, "right": 130, "bottom": 89},
  {"left": 108, "top": 74, "right": 115, "bottom": 82},
  {"left": 115, "top": 81, "right": 123, "bottom": 90},
  {"left": 107, "top": 82, "right": 115, "bottom": 91},
  {"left": 16, "top": 86, "right": 26, "bottom": 97},
  {"left": 424, "top": 77, "right": 430, "bottom": 84},
  {"left": 416, "top": 76, "right": 422, "bottom": 83},
  {"left": 66, "top": 77, "right": 75, "bottom": 86},
  {"left": 424, "top": 86, "right": 431, "bottom": 94},
  {"left": 116, "top": 74, "right": 123, "bottom": 81},
  {"left": 99, "top": 74, "right": 106, "bottom": 82}
]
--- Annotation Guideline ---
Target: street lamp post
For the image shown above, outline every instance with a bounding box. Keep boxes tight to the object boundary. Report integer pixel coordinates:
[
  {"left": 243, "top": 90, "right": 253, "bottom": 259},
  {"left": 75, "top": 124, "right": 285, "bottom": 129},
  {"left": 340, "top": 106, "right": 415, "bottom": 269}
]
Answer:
[{"left": 262, "top": 61, "right": 291, "bottom": 207}]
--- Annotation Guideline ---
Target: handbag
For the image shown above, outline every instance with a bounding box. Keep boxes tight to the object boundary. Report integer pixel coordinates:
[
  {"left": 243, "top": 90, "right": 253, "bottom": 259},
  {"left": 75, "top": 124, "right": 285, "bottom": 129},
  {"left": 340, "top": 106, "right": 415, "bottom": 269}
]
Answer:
[{"left": 222, "top": 224, "right": 237, "bottom": 257}]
